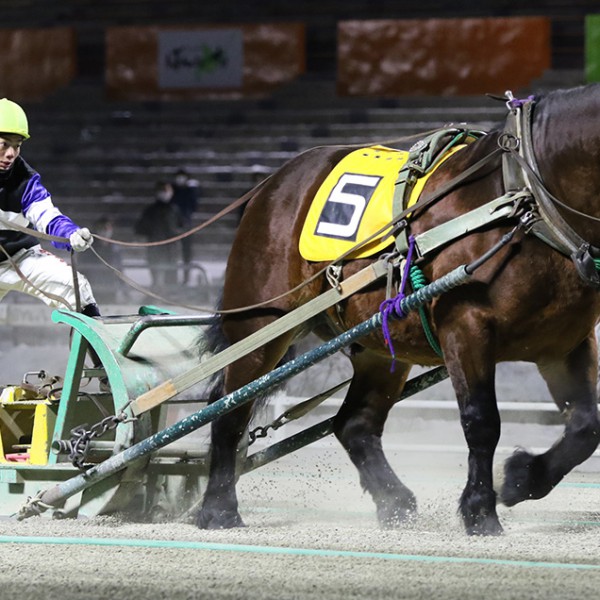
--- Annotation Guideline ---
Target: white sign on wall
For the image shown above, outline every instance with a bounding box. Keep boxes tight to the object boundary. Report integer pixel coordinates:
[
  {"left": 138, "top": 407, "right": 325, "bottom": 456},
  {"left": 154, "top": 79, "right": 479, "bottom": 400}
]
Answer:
[{"left": 158, "top": 29, "right": 244, "bottom": 89}]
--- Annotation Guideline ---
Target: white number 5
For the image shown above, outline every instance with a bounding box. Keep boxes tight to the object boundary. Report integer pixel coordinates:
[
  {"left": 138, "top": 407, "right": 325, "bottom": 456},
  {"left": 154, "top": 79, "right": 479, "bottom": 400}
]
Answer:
[{"left": 315, "top": 173, "right": 381, "bottom": 240}]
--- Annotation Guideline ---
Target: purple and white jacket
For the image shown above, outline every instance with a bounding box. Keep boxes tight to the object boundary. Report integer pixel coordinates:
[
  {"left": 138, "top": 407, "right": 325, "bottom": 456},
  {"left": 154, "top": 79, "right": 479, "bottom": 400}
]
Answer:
[{"left": 0, "top": 156, "right": 78, "bottom": 260}]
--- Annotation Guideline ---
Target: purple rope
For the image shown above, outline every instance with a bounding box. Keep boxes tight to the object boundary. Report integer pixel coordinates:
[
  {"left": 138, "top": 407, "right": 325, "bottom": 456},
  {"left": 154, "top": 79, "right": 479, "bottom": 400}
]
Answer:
[
  {"left": 379, "top": 235, "right": 416, "bottom": 369},
  {"left": 507, "top": 95, "right": 535, "bottom": 110}
]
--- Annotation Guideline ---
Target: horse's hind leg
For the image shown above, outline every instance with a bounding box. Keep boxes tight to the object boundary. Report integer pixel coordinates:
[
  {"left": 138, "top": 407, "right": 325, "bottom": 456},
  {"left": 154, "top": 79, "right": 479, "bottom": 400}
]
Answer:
[
  {"left": 196, "top": 327, "right": 296, "bottom": 530},
  {"left": 501, "top": 333, "right": 600, "bottom": 506},
  {"left": 333, "top": 349, "right": 417, "bottom": 528}
]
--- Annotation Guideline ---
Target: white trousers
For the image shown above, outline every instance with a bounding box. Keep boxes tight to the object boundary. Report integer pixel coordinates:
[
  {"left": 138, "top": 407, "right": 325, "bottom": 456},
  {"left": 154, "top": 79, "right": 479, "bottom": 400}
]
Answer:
[{"left": 0, "top": 245, "right": 96, "bottom": 310}]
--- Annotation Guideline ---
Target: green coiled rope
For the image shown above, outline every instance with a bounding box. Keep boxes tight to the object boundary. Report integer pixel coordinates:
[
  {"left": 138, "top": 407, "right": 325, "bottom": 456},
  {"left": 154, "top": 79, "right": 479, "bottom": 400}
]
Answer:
[
  {"left": 409, "top": 265, "right": 443, "bottom": 357},
  {"left": 409, "top": 256, "right": 600, "bottom": 359}
]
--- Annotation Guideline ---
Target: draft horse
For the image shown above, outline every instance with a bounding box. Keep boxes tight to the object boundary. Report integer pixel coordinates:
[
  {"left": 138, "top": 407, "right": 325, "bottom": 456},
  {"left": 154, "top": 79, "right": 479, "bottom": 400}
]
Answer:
[{"left": 197, "top": 84, "right": 600, "bottom": 535}]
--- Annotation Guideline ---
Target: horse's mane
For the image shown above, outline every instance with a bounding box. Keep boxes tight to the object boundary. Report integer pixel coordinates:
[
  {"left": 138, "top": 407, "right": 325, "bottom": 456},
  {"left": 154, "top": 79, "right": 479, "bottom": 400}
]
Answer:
[
  {"left": 531, "top": 83, "right": 600, "bottom": 165},
  {"left": 535, "top": 82, "right": 600, "bottom": 118}
]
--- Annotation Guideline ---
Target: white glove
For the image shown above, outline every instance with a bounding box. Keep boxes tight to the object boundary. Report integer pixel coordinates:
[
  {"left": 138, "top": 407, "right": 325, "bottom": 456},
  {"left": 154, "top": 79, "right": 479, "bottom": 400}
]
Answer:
[{"left": 69, "top": 227, "right": 94, "bottom": 252}]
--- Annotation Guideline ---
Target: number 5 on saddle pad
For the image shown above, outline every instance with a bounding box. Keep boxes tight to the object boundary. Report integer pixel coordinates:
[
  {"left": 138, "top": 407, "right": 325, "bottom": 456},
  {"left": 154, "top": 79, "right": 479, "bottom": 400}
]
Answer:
[{"left": 299, "top": 144, "right": 464, "bottom": 262}]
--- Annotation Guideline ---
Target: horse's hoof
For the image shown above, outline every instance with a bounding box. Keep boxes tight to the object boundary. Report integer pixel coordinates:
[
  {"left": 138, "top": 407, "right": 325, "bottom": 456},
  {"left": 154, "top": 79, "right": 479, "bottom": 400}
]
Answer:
[
  {"left": 196, "top": 508, "right": 246, "bottom": 530},
  {"left": 500, "top": 449, "right": 548, "bottom": 506},
  {"left": 464, "top": 515, "right": 504, "bottom": 537},
  {"left": 459, "top": 488, "right": 503, "bottom": 535}
]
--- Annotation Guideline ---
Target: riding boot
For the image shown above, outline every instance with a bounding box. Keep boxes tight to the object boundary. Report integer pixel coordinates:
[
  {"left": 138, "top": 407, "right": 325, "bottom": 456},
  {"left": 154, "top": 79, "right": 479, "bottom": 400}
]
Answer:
[
  {"left": 81, "top": 303, "right": 102, "bottom": 366},
  {"left": 82, "top": 303, "right": 101, "bottom": 318}
]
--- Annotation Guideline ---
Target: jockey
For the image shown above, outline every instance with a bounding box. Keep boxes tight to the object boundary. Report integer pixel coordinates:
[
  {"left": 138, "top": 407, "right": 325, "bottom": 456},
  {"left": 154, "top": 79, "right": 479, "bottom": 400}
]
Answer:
[{"left": 0, "top": 97, "right": 100, "bottom": 318}]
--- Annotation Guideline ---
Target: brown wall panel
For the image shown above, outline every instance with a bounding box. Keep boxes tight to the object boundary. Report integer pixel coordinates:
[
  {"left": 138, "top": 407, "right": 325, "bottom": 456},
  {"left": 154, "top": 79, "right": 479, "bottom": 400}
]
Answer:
[
  {"left": 0, "top": 28, "right": 77, "bottom": 101},
  {"left": 337, "top": 18, "right": 551, "bottom": 96},
  {"left": 106, "top": 23, "right": 305, "bottom": 100}
]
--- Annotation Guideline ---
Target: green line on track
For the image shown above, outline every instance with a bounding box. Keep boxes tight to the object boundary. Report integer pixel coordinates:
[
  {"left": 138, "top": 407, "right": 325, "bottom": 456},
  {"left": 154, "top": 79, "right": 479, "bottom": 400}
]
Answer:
[
  {"left": 1, "top": 535, "right": 599, "bottom": 571},
  {"left": 560, "top": 482, "right": 600, "bottom": 489}
]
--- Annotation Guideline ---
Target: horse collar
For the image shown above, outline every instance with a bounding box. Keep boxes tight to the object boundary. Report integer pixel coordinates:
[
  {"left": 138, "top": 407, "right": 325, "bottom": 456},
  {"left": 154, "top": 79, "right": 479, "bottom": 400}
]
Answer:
[{"left": 502, "top": 94, "right": 600, "bottom": 289}]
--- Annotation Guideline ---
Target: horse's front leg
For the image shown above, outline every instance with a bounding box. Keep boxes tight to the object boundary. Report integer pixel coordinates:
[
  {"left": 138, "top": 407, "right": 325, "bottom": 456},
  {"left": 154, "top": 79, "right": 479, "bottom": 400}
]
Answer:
[
  {"left": 443, "top": 325, "right": 503, "bottom": 536},
  {"left": 501, "top": 333, "right": 600, "bottom": 506}
]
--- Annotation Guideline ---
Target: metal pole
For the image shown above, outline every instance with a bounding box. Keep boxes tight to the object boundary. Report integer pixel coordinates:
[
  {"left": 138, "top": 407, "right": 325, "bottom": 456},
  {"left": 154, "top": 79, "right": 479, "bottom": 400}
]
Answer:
[
  {"left": 18, "top": 265, "right": 469, "bottom": 519},
  {"left": 118, "top": 314, "right": 219, "bottom": 357},
  {"left": 242, "top": 365, "right": 449, "bottom": 473}
]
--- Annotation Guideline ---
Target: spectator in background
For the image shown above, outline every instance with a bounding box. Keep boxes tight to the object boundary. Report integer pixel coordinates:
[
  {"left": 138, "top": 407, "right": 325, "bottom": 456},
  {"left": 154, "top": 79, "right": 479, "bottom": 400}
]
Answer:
[
  {"left": 170, "top": 169, "right": 199, "bottom": 285},
  {"left": 134, "top": 181, "right": 182, "bottom": 290}
]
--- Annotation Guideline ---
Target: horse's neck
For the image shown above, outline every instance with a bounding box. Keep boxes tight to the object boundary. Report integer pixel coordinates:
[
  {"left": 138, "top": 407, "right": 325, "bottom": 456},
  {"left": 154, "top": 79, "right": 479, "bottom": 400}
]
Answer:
[{"left": 533, "top": 103, "right": 600, "bottom": 247}]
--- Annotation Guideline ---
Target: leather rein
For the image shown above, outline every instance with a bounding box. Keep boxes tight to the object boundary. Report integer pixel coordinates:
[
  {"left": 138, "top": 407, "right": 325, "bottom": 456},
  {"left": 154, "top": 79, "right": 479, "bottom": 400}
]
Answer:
[{"left": 2, "top": 94, "right": 599, "bottom": 318}]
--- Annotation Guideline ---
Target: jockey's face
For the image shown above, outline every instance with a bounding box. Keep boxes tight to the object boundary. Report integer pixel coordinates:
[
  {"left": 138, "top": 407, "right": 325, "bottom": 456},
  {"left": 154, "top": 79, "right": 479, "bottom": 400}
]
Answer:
[{"left": 0, "top": 134, "right": 23, "bottom": 172}]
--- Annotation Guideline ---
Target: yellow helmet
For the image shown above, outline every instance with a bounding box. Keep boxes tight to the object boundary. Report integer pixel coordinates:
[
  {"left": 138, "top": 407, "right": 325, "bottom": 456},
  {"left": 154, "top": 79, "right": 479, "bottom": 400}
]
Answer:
[{"left": 0, "top": 98, "right": 30, "bottom": 140}]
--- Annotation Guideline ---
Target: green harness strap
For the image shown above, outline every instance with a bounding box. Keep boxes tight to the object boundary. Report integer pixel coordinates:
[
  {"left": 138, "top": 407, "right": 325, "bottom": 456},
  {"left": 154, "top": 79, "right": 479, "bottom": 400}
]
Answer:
[
  {"left": 409, "top": 265, "right": 443, "bottom": 357},
  {"left": 392, "top": 128, "right": 486, "bottom": 255},
  {"left": 390, "top": 130, "right": 528, "bottom": 358},
  {"left": 390, "top": 128, "right": 484, "bottom": 359}
]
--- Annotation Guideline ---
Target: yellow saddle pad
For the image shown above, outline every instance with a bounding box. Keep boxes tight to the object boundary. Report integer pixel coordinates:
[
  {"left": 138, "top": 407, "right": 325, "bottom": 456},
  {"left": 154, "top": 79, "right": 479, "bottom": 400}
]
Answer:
[{"left": 299, "top": 144, "right": 461, "bottom": 261}]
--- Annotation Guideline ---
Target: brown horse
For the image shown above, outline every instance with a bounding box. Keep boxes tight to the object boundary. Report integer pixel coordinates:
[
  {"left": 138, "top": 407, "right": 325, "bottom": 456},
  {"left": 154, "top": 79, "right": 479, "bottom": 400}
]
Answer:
[{"left": 197, "top": 84, "right": 600, "bottom": 535}]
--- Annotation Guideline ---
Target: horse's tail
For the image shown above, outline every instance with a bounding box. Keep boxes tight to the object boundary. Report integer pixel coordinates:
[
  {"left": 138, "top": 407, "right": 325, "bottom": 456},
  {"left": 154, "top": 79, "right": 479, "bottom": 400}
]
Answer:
[
  {"left": 198, "top": 310, "right": 295, "bottom": 408},
  {"left": 198, "top": 313, "right": 229, "bottom": 403}
]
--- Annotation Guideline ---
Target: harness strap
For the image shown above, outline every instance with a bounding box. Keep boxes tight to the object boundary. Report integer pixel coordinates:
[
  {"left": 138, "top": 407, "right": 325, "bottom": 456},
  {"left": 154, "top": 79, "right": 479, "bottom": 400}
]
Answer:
[
  {"left": 392, "top": 128, "right": 487, "bottom": 254},
  {"left": 503, "top": 98, "right": 600, "bottom": 288},
  {"left": 392, "top": 128, "right": 467, "bottom": 218},
  {"left": 520, "top": 102, "right": 590, "bottom": 254},
  {"left": 130, "top": 259, "right": 388, "bottom": 416},
  {"left": 411, "top": 190, "right": 530, "bottom": 258}
]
